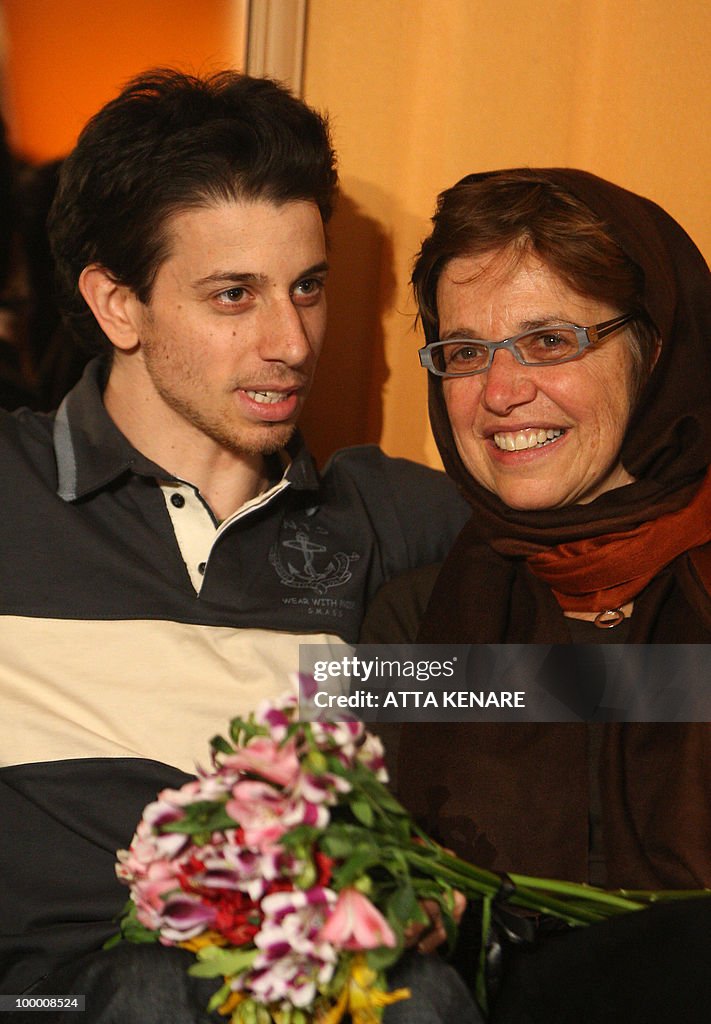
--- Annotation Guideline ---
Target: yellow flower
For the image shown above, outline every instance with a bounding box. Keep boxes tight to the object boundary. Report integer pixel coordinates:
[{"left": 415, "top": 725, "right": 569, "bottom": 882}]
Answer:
[
  {"left": 177, "top": 929, "right": 229, "bottom": 953},
  {"left": 317, "top": 956, "right": 411, "bottom": 1024},
  {"left": 217, "top": 990, "right": 245, "bottom": 1018}
]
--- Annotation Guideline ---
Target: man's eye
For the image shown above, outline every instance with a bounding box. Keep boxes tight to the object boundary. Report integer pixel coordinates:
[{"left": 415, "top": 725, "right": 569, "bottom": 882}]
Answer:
[
  {"left": 293, "top": 278, "right": 325, "bottom": 304},
  {"left": 217, "top": 287, "right": 247, "bottom": 304}
]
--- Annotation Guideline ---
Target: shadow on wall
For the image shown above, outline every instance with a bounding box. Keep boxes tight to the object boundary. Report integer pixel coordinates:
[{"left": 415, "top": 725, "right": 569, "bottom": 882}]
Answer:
[{"left": 299, "top": 190, "right": 395, "bottom": 466}]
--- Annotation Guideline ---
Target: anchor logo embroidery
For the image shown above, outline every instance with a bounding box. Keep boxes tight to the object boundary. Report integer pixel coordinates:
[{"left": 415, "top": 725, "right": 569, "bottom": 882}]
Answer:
[{"left": 269, "top": 520, "right": 360, "bottom": 595}]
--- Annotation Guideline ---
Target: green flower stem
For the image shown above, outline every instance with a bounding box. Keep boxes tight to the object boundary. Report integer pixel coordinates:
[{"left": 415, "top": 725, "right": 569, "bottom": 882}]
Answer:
[
  {"left": 405, "top": 843, "right": 655, "bottom": 925},
  {"left": 404, "top": 848, "right": 607, "bottom": 925},
  {"left": 613, "top": 889, "right": 711, "bottom": 902},
  {"left": 507, "top": 873, "right": 647, "bottom": 913},
  {"left": 476, "top": 896, "right": 492, "bottom": 1014},
  {"left": 405, "top": 830, "right": 710, "bottom": 923}
]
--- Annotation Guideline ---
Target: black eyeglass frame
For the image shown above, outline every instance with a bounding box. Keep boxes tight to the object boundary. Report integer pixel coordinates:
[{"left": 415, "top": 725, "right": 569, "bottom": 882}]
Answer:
[{"left": 418, "top": 312, "right": 636, "bottom": 378}]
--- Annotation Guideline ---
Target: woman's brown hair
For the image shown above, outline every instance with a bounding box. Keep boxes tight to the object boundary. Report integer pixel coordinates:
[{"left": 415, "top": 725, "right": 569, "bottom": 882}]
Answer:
[{"left": 412, "top": 172, "right": 659, "bottom": 388}]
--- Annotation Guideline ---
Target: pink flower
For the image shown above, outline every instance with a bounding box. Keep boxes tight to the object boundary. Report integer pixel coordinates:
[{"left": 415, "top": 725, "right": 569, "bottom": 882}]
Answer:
[
  {"left": 128, "top": 861, "right": 185, "bottom": 933},
  {"left": 116, "top": 825, "right": 189, "bottom": 881},
  {"left": 320, "top": 888, "right": 397, "bottom": 951},
  {"left": 255, "top": 693, "right": 298, "bottom": 741},
  {"left": 226, "top": 780, "right": 290, "bottom": 847},
  {"left": 199, "top": 844, "right": 286, "bottom": 901},
  {"left": 309, "top": 720, "right": 364, "bottom": 763},
  {"left": 223, "top": 736, "right": 300, "bottom": 788},
  {"left": 159, "top": 894, "right": 217, "bottom": 942},
  {"left": 282, "top": 798, "right": 329, "bottom": 831}
]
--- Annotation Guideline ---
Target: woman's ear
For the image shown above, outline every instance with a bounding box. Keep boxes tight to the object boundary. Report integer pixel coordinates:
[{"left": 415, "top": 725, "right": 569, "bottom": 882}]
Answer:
[{"left": 78, "top": 265, "right": 144, "bottom": 352}]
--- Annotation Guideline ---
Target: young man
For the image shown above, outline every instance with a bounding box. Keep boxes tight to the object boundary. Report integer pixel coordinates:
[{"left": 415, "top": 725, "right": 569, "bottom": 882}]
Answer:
[{"left": 0, "top": 71, "right": 476, "bottom": 1020}]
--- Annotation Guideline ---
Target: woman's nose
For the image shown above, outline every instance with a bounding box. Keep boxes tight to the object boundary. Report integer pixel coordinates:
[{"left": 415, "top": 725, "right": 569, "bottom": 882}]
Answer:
[{"left": 479, "top": 349, "right": 537, "bottom": 414}]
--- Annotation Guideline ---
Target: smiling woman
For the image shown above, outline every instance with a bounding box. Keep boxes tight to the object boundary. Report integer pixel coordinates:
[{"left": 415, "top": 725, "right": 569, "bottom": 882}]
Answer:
[
  {"left": 405, "top": 168, "right": 711, "bottom": 640},
  {"left": 365, "top": 169, "right": 711, "bottom": 643},
  {"left": 436, "top": 248, "right": 638, "bottom": 510},
  {"left": 362, "top": 166, "right": 711, "bottom": 866},
  {"left": 362, "top": 167, "right": 711, "bottom": 1024}
]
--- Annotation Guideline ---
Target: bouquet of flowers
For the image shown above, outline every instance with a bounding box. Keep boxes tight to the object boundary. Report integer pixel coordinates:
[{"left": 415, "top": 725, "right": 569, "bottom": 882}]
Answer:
[{"left": 112, "top": 693, "right": 692, "bottom": 1023}]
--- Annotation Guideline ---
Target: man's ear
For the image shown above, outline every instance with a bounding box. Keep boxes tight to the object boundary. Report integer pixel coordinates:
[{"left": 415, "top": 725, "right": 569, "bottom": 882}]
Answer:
[{"left": 78, "top": 265, "right": 144, "bottom": 352}]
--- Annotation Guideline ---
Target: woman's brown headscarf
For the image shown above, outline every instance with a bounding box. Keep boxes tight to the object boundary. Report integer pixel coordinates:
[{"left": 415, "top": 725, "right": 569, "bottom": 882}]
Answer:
[{"left": 418, "top": 168, "right": 711, "bottom": 643}]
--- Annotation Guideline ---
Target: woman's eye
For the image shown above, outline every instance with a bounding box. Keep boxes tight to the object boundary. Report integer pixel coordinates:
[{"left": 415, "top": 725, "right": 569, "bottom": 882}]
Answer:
[
  {"left": 539, "top": 333, "right": 566, "bottom": 347},
  {"left": 446, "top": 343, "right": 486, "bottom": 368},
  {"left": 523, "top": 330, "right": 577, "bottom": 361}
]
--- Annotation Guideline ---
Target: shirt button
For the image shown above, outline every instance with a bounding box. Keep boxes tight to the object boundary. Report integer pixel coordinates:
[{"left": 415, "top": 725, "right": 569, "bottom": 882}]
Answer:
[
  {"left": 198, "top": 562, "right": 206, "bottom": 575},
  {"left": 171, "top": 493, "right": 185, "bottom": 508}
]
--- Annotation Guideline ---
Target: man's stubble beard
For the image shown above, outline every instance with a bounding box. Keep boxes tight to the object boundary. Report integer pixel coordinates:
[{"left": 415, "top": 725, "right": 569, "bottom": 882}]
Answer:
[
  {"left": 158, "top": 384, "right": 298, "bottom": 457},
  {"left": 140, "top": 333, "right": 301, "bottom": 458}
]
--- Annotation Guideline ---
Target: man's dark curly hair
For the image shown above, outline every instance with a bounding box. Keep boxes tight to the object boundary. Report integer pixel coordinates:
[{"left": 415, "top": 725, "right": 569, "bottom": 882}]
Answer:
[{"left": 48, "top": 68, "right": 338, "bottom": 353}]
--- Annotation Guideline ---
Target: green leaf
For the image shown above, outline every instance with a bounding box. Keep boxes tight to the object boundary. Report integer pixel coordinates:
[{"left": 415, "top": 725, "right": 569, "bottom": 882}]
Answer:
[
  {"left": 188, "top": 945, "right": 258, "bottom": 978},
  {"left": 324, "top": 754, "right": 349, "bottom": 777},
  {"left": 441, "top": 905, "right": 458, "bottom": 951},
  {"left": 228, "top": 717, "right": 250, "bottom": 746},
  {"left": 210, "top": 733, "right": 235, "bottom": 755},
  {"left": 379, "top": 847, "right": 411, "bottom": 878},
  {"left": 387, "top": 883, "right": 421, "bottom": 924},
  {"left": 161, "top": 801, "right": 236, "bottom": 835},
  {"left": 110, "top": 900, "right": 160, "bottom": 946},
  {"left": 371, "top": 788, "right": 410, "bottom": 816},
  {"left": 293, "top": 857, "right": 318, "bottom": 889},
  {"left": 234, "top": 997, "right": 262, "bottom": 1024},
  {"left": 365, "top": 944, "right": 403, "bottom": 971},
  {"left": 205, "top": 980, "right": 233, "bottom": 1014},
  {"left": 279, "top": 824, "right": 321, "bottom": 850},
  {"left": 304, "top": 749, "right": 328, "bottom": 773},
  {"left": 187, "top": 962, "right": 226, "bottom": 980},
  {"left": 332, "top": 846, "right": 381, "bottom": 887},
  {"left": 320, "top": 832, "right": 361, "bottom": 859},
  {"left": 226, "top": 715, "right": 269, "bottom": 747},
  {"left": 412, "top": 880, "right": 452, "bottom": 902},
  {"left": 350, "top": 798, "right": 375, "bottom": 827},
  {"left": 120, "top": 923, "right": 159, "bottom": 945}
]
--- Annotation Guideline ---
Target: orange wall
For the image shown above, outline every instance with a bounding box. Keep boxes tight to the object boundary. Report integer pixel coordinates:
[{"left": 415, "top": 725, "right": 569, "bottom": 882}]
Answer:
[
  {"left": 2, "top": 0, "right": 245, "bottom": 161},
  {"left": 301, "top": 0, "right": 711, "bottom": 468}
]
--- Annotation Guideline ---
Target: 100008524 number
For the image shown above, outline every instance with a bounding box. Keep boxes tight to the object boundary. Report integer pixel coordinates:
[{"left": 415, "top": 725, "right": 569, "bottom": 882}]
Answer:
[{"left": 0, "top": 996, "right": 85, "bottom": 1012}]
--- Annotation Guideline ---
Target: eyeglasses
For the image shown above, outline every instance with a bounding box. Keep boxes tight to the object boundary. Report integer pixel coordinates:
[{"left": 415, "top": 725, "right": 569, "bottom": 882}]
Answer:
[{"left": 418, "top": 313, "right": 636, "bottom": 378}]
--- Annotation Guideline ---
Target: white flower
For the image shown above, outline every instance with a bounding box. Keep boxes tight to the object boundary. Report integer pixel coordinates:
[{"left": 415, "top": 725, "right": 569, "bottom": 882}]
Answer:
[{"left": 244, "top": 887, "right": 338, "bottom": 1006}]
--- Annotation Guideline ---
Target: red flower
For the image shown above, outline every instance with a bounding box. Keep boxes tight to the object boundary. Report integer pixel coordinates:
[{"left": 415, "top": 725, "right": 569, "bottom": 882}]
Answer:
[
  {"left": 195, "top": 889, "right": 261, "bottom": 945},
  {"left": 213, "top": 892, "right": 261, "bottom": 945},
  {"left": 315, "top": 851, "right": 335, "bottom": 886},
  {"left": 177, "top": 854, "right": 209, "bottom": 894},
  {"left": 264, "top": 878, "right": 294, "bottom": 897}
]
